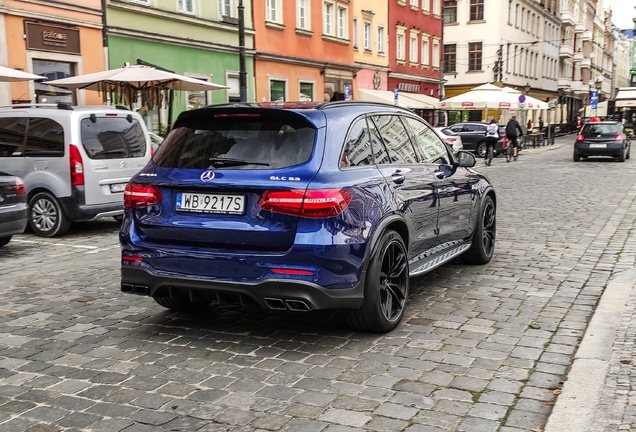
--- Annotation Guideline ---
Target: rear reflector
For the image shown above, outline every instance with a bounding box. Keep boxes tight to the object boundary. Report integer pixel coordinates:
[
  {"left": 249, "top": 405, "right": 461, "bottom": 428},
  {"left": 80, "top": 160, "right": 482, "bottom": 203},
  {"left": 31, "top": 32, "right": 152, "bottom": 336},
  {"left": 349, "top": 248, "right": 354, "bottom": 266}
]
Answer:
[
  {"left": 124, "top": 183, "right": 162, "bottom": 208},
  {"left": 14, "top": 177, "right": 26, "bottom": 196},
  {"left": 260, "top": 189, "right": 353, "bottom": 218},
  {"left": 272, "top": 268, "right": 314, "bottom": 275},
  {"left": 122, "top": 256, "right": 144, "bottom": 262}
]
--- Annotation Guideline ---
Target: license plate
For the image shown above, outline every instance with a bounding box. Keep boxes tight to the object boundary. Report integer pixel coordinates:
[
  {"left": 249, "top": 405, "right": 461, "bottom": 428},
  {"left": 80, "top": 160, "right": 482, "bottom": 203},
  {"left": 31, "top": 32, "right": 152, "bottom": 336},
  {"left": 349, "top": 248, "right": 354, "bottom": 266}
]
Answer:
[
  {"left": 110, "top": 183, "right": 127, "bottom": 193},
  {"left": 589, "top": 143, "right": 607, "bottom": 148},
  {"left": 176, "top": 192, "right": 245, "bottom": 215}
]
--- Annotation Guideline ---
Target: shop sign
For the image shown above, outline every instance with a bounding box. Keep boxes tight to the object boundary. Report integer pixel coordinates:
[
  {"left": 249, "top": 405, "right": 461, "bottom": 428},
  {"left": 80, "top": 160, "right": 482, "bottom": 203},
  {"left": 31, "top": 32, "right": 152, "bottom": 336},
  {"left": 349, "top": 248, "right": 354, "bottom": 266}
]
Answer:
[
  {"left": 398, "top": 82, "right": 421, "bottom": 92},
  {"left": 25, "top": 22, "right": 80, "bottom": 55}
]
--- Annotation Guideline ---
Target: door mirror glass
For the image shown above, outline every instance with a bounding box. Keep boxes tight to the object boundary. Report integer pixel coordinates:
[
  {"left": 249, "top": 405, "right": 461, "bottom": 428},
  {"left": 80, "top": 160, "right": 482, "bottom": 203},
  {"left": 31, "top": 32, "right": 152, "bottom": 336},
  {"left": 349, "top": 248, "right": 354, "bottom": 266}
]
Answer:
[{"left": 456, "top": 151, "right": 476, "bottom": 167}]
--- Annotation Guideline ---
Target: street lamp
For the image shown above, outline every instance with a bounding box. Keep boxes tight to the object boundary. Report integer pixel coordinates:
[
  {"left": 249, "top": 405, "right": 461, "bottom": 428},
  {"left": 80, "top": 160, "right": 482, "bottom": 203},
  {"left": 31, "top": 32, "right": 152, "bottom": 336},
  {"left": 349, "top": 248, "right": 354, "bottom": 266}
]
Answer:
[{"left": 524, "top": 82, "right": 531, "bottom": 95}]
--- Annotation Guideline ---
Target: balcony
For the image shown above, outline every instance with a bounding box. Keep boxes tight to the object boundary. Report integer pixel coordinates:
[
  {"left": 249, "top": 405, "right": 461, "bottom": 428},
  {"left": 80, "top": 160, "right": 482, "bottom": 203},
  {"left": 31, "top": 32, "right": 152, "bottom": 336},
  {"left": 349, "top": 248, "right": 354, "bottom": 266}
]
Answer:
[
  {"left": 559, "top": 44, "right": 574, "bottom": 58},
  {"left": 560, "top": 10, "right": 575, "bottom": 27},
  {"left": 558, "top": 78, "right": 572, "bottom": 88},
  {"left": 573, "top": 51, "right": 583, "bottom": 62},
  {"left": 581, "top": 58, "right": 591, "bottom": 69},
  {"left": 581, "top": 30, "right": 592, "bottom": 41},
  {"left": 570, "top": 81, "right": 582, "bottom": 92},
  {"left": 574, "top": 23, "right": 585, "bottom": 33}
]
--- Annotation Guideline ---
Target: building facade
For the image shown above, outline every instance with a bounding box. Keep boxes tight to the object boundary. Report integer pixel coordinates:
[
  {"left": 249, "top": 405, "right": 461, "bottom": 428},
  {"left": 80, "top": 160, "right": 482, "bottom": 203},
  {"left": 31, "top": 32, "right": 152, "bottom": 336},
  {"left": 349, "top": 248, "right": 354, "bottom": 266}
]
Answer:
[
  {"left": 0, "top": 0, "right": 105, "bottom": 106},
  {"left": 104, "top": 0, "right": 255, "bottom": 131}
]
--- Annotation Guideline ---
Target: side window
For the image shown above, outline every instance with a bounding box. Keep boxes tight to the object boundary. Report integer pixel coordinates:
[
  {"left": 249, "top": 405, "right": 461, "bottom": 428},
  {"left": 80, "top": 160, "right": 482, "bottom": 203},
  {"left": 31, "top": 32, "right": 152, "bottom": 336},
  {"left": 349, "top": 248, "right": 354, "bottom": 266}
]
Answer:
[
  {"left": 0, "top": 117, "right": 27, "bottom": 157},
  {"left": 402, "top": 116, "right": 451, "bottom": 165},
  {"left": 26, "top": 118, "right": 65, "bottom": 157},
  {"left": 340, "top": 117, "right": 373, "bottom": 168},
  {"left": 367, "top": 118, "right": 391, "bottom": 165},
  {"left": 449, "top": 124, "right": 463, "bottom": 133},
  {"left": 369, "top": 115, "right": 418, "bottom": 164}
]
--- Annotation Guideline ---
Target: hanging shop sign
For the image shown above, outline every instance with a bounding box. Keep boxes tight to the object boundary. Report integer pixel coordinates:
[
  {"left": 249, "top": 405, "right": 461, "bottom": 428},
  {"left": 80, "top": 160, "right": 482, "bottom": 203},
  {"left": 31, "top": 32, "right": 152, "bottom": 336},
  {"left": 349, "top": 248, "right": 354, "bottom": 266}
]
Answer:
[{"left": 25, "top": 22, "right": 81, "bottom": 55}]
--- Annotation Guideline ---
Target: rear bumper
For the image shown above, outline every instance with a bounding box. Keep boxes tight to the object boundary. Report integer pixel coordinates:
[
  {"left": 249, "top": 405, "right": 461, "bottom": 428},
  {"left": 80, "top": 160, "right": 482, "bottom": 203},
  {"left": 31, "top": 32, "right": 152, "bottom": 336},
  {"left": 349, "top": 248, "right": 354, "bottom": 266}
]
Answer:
[
  {"left": 59, "top": 186, "right": 123, "bottom": 222},
  {"left": 121, "top": 265, "right": 365, "bottom": 310},
  {"left": 574, "top": 142, "right": 625, "bottom": 157},
  {"left": 0, "top": 203, "right": 28, "bottom": 237}
]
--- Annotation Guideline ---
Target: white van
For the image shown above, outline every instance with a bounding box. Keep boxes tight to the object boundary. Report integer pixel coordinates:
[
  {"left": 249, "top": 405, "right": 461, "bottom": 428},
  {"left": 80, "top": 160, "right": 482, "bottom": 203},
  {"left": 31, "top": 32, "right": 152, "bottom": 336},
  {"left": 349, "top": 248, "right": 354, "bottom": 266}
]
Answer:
[{"left": 0, "top": 104, "right": 152, "bottom": 237}]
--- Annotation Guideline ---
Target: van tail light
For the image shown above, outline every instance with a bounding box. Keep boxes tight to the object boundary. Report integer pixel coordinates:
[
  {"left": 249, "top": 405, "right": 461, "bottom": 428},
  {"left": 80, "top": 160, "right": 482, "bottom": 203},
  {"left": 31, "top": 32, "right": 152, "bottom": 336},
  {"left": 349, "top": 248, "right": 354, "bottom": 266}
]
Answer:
[
  {"left": 124, "top": 183, "right": 162, "bottom": 209},
  {"left": 69, "top": 144, "right": 84, "bottom": 186},
  {"left": 576, "top": 135, "right": 584, "bottom": 141},
  {"left": 260, "top": 189, "right": 353, "bottom": 218},
  {"left": 14, "top": 177, "right": 26, "bottom": 196},
  {"left": 615, "top": 134, "right": 625, "bottom": 141}
]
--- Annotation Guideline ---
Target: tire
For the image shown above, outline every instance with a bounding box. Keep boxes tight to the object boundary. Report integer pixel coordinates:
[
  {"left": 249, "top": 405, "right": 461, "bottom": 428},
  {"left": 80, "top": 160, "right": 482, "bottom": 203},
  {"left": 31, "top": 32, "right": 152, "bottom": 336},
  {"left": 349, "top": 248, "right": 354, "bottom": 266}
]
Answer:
[
  {"left": 0, "top": 236, "right": 11, "bottom": 247},
  {"left": 573, "top": 152, "right": 581, "bottom": 162},
  {"left": 346, "top": 230, "right": 409, "bottom": 333},
  {"left": 486, "top": 147, "right": 493, "bottom": 166},
  {"left": 153, "top": 296, "right": 210, "bottom": 312},
  {"left": 477, "top": 142, "right": 487, "bottom": 158},
  {"left": 29, "top": 192, "right": 70, "bottom": 237},
  {"left": 113, "top": 215, "right": 124, "bottom": 222},
  {"left": 618, "top": 147, "right": 626, "bottom": 162},
  {"left": 505, "top": 146, "right": 512, "bottom": 163},
  {"left": 461, "top": 195, "right": 496, "bottom": 265}
]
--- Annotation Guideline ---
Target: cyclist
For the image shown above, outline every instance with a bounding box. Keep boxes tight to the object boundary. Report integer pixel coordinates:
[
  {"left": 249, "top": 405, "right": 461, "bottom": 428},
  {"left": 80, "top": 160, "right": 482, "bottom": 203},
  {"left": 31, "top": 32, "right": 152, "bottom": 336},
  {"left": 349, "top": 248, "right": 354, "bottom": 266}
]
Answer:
[
  {"left": 505, "top": 115, "right": 524, "bottom": 160},
  {"left": 484, "top": 119, "right": 499, "bottom": 165}
]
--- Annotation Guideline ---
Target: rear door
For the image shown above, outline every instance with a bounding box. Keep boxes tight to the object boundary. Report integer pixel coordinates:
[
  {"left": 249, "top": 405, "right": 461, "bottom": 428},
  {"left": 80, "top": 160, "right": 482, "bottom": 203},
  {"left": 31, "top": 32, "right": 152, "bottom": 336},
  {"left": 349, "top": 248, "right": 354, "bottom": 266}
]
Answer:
[
  {"left": 78, "top": 113, "right": 150, "bottom": 205},
  {"left": 136, "top": 109, "right": 320, "bottom": 252}
]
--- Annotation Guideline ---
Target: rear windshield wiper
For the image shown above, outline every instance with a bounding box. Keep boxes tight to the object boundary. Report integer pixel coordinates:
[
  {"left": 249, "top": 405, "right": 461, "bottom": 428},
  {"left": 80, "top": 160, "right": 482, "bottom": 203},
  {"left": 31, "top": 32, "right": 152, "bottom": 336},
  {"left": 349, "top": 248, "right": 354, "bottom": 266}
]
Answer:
[{"left": 208, "top": 157, "right": 270, "bottom": 168}]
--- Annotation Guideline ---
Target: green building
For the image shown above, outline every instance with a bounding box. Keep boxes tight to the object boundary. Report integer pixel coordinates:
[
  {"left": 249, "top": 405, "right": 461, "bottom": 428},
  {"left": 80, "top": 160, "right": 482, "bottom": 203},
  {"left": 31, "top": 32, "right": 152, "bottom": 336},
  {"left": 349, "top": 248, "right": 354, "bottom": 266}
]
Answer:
[{"left": 104, "top": 0, "right": 255, "bottom": 132}]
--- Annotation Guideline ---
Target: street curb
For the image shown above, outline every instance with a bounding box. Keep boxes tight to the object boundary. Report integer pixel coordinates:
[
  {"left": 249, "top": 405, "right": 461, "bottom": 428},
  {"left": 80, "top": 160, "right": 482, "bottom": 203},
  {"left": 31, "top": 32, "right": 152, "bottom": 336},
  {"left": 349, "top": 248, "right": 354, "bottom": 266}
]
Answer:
[{"left": 544, "top": 267, "right": 636, "bottom": 432}]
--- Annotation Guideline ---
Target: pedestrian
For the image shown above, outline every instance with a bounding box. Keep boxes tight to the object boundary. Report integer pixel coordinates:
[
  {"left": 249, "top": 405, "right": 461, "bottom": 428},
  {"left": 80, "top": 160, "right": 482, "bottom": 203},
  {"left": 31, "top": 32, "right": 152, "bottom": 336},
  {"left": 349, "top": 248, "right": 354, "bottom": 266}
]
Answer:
[
  {"left": 527, "top": 119, "right": 532, "bottom": 132},
  {"left": 505, "top": 115, "right": 524, "bottom": 160},
  {"left": 484, "top": 119, "right": 499, "bottom": 165},
  {"left": 576, "top": 114, "right": 582, "bottom": 133},
  {"left": 539, "top": 117, "right": 544, "bottom": 132}
]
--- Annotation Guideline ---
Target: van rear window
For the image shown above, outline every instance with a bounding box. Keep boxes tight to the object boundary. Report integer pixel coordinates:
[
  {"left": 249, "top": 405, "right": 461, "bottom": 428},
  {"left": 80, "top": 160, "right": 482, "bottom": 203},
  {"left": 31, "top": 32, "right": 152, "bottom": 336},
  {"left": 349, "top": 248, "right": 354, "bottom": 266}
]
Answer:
[
  {"left": 153, "top": 116, "right": 316, "bottom": 170},
  {"left": 80, "top": 117, "right": 147, "bottom": 159}
]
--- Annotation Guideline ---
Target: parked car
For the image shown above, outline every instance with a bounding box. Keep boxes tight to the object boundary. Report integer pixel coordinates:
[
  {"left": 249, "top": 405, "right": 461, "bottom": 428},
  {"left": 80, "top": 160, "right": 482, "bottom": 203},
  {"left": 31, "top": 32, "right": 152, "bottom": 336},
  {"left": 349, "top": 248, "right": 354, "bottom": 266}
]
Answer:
[
  {"left": 148, "top": 131, "right": 164, "bottom": 153},
  {"left": 448, "top": 122, "right": 506, "bottom": 158},
  {"left": 0, "top": 103, "right": 153, "bottom": 237},
  {"left": 120, "top": 101, "right": 497, "bottom": 333},
  {"left": 0, "top": 172, "right": 28, "bottom": 247},
  {"left": 434, "top": 127, "right": 463, "bottom": 153},
  {"left": 573, "top": 121, "right": 631, "bottom": 162}
]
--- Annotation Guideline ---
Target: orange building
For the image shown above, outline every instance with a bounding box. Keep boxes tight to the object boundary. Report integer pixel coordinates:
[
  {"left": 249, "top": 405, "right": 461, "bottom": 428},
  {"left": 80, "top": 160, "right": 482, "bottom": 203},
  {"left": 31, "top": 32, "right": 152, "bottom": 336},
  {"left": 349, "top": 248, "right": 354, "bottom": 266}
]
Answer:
[
  {"left": 254, "top": 0, "right": 356, "bottom": 102},
  {"left": 0, "top": 0, "right": 105, "bottom": 105}
]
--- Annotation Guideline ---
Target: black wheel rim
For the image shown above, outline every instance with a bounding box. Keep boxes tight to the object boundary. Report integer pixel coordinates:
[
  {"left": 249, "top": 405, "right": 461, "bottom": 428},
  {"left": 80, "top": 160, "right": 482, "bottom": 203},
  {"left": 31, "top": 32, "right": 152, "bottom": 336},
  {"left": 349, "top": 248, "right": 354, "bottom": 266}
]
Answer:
[
  {"left": 379, "top": 240, "right": 408, "bottom": 323},
  {"left": 482, "top": 201, "right": 496, "bottom": 257}
]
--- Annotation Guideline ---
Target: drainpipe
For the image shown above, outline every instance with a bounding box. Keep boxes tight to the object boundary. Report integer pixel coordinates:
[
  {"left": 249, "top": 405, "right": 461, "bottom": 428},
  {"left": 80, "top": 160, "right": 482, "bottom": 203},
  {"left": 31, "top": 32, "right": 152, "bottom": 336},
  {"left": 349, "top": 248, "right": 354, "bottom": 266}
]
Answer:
[{"left": 101, "top": 0, "right": 108, "bottom": 71}]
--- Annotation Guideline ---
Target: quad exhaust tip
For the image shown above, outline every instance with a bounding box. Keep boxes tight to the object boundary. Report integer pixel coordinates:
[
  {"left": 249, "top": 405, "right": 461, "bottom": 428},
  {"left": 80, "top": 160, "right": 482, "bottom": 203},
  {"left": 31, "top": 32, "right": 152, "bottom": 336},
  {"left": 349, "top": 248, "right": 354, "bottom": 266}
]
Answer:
[
  {"left": 264, "top": 298, "right": 310, "bottom": 311},
  {"left": 121, "top": 284, "right": 149, "bottom": 296}
]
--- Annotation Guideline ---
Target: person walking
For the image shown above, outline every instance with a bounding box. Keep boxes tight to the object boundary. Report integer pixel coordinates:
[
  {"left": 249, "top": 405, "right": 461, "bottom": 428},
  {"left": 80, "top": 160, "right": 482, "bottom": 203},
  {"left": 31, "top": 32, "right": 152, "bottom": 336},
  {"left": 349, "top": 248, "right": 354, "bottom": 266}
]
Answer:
[
  {"left": 484, "top": 119, "right": 499, "bottom": 166},
  {"left": 539, "top": 117, "right": 544, "bottom": 132},
  {"left": 505, "top": 115, "right": 524, "bottom": 160}
]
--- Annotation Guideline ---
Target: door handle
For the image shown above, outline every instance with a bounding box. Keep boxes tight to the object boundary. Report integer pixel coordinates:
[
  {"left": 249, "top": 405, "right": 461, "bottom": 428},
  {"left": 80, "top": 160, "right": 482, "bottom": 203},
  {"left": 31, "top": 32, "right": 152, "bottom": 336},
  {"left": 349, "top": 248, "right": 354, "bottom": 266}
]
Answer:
[{"left": 391, "top": 172, "right": 405, "bottom": 184}]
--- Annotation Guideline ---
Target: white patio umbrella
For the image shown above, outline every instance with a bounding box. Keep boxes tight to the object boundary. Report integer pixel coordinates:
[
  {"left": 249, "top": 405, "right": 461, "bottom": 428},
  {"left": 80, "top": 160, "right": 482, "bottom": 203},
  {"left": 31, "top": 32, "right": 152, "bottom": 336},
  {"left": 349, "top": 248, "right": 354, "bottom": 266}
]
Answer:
[
  {"left": 0, "top": 65, "right": 45, "bottom": 82},
  {"left": 439, "top": 83, "right": 518, "bottom": 110}
]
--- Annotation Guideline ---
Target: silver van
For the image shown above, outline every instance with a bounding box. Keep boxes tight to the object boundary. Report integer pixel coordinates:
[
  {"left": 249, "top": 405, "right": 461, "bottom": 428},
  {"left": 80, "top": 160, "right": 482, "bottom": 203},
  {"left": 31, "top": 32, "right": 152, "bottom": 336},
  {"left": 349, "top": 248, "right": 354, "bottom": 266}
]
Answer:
[{"left": 0, "top": 104, "right": 152, "bottom": 237}]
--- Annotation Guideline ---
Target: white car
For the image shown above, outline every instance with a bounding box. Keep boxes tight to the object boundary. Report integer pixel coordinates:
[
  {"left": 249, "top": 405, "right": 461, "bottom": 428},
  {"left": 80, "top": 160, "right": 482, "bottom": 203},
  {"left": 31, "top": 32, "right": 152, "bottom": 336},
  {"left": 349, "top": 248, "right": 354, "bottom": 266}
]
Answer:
[{"left": 434, "top": 127, "right": 464, "bottom": 153}]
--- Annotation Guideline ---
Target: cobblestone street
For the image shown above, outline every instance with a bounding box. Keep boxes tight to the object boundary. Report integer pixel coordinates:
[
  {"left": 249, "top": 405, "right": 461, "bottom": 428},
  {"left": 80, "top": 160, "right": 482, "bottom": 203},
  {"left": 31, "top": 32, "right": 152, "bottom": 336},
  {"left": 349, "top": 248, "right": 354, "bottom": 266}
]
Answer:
[{"left": 0, "top": 135, "right": 635, "bottom": 432}]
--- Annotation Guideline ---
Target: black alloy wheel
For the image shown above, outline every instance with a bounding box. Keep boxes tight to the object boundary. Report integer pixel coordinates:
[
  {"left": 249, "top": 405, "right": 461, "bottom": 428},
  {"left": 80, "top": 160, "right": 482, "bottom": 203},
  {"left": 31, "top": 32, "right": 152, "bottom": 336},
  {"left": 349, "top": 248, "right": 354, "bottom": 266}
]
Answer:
[
  {"left": 462, "top": 195, "right": 496, "bottom": 264},
  {"left": 346, "top": 230, "right": 409, "bottom": 333},
  {"left": 477, "top": 142, "right": 487, "bottom": 158}
]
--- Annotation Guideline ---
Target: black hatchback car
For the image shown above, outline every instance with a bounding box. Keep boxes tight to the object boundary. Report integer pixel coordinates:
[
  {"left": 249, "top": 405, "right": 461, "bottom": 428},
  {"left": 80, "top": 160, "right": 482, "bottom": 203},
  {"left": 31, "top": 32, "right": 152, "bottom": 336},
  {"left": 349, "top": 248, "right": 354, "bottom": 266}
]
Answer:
[
  {"left": 448, "top": 122, "right": 506, "bottom": 158},
  {"left": 573, "top": 121, "right": 631, "bottom": 162},
  {"left": 120, "top": 101, "right": 497, "bottom": 333}
]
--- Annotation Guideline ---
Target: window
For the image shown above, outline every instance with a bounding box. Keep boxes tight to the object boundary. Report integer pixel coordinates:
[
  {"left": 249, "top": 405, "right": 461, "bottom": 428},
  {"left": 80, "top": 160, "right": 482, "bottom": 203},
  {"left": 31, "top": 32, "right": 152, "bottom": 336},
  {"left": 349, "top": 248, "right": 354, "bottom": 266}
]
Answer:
[
  {"left": 270, "top": 79, "right": 286, "bottom": 102},
  {"left": 26, "top": 118, "right": 64, "bottom": 157},
  {"left": 410, "top": 34, "right": 418, "bottom": 63},
  {"left": 444, "top": 0, "right": 457, "bottom": 23},
  {"left": 377, "top": 26, "right": 385, "bottom": 53},
  {"left": 297, "top": 0, "right": 310, "bottom": 30},
  {"left": 397, "top": 33, "right": 405, "bottom": 60},
  {"left": 432, "top": 40, "right": 440, "bottom": 67},
  {"left": 299, "top": 81, "right": 314, "bottom": 101},
  {"left": 32, "top": 60, "right": 74, "bottom": 105},
  {"left": 422, "top": 38, "right": 429, "bottom": 66},
  {"left": 433, "top": 0, "right": 440, "bottom": 15},
  {"left": 323, "top": 2, "right": 333, "bottom": 35},
  {"left": 178, "top": 0, "right": 194, "bottom": 13},
  {"left": 185, "top": 73, "right": 212, "bottom": 110},
  {"left": 443, "top": 44, "right": 456, "bottom": 73},
  {"left": 369, "top": 115, "right": 417, "bottom": 164},
  {"left": 508, "top": 0, "right": 512, "bottom": 24},
  {"left": 468, "top": 42, "right": 482, "bottom": 71},
  {"left": 266, "top": 0, "right": 281, "bottom": 23},
  {"left": 403, "top": 117, "right": 450, "bottom": 165},
  {"left": 340, "top": 118, "right": 373, "bottom": 168},
  {"left": 363, "top": 22, "right": 371, "bottom": 51},
  {"left": 410, "top": 0, "right": 417, "bottom": 6},
  {"left": 353, "top": 17, "right": 358, "bottom": 48},
  {"left": 422, "top": 0, "right": 430, "bottom": 13},
  {"left": 470, "top": 0, "right": 484, "bottom": 20},
  {"left": 0, "top": 117, "right": 27, "bottom": 157},
  {"left": 80, "top": 117, "right": 146, "bottom": 160},
  {"left": 220, "top": 0, "right": 234, "bottom": 17},
  {"left": 515, "top": 4, "right": 519, "bottom": 26},
  {"left": 337, "top": 6, "right": 347, "bottom": 39}
]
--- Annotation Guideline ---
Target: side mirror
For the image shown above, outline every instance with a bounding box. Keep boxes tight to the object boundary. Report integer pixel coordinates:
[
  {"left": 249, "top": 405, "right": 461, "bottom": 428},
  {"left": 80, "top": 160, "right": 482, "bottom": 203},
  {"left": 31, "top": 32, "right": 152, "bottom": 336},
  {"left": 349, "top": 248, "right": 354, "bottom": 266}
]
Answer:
[{"left": 456, "top": 151, "right": 476, "bottom": 168}]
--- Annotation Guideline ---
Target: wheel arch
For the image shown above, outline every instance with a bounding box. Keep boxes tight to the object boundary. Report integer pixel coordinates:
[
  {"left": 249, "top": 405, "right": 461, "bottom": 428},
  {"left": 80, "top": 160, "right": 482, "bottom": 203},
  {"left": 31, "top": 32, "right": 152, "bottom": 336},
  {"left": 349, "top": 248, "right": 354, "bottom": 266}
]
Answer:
[{"left": 367, "top": 215, "right": 410, "bottom": 260}]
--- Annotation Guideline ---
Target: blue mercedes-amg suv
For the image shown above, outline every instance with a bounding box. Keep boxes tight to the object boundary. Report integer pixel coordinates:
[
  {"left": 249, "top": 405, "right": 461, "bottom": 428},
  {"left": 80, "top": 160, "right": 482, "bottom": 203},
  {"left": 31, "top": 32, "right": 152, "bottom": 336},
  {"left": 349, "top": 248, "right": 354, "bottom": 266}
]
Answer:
[{"left": 120, "top": 102, "right": 496, "bottom": 333}]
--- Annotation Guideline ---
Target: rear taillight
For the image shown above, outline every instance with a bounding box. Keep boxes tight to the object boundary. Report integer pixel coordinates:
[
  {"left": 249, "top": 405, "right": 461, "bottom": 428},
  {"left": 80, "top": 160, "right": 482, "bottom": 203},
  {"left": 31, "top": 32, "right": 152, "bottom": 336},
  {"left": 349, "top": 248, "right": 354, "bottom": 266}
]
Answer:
[
  {"left": 615, "top": 134, "right": 625, "bottom": 141},
  {"left": 576, "top": 135, "right": 584, "bottom": 141},
  {"left": 124, "top": 183, "right": 162, "bottom": 209},
  {"left": 14, "top": 177, "right": 26, "bottom": 196},
  {"left": 69, "top": 144, "right": 84, "bottom": 186},
  {"left": 446, "top": 137, "right": 457, "bottom": 143},
  {"left": 259, "top": 189, "right": 352, "bottom": 218}
]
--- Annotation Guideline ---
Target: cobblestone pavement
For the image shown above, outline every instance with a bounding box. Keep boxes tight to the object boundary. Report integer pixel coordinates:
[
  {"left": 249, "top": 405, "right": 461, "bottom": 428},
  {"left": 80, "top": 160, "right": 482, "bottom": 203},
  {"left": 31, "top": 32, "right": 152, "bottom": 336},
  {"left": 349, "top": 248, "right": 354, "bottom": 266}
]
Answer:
[{"left": 0, "top": 134, "right": 635, "bottom": 432}]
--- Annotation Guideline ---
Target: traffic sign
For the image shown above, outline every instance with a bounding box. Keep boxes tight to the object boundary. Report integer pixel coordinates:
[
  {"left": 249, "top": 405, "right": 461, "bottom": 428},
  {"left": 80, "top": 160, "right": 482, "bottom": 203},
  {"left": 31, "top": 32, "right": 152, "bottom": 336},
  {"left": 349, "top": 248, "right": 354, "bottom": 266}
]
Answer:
[
  {"left": 393, "top": 88, "right": 399, "bottom": 105},
  {"left": 548, "top": 101, "right": 556, "bottom": 109},
  {"left": 518, "top": 102, "right": 526, "bottom": 109},
  {"left": 518, "top": 95, "right": 526, "bottom": 103},
  {"left": 344, "top": 84, "right": 351, "bottom": 101}
]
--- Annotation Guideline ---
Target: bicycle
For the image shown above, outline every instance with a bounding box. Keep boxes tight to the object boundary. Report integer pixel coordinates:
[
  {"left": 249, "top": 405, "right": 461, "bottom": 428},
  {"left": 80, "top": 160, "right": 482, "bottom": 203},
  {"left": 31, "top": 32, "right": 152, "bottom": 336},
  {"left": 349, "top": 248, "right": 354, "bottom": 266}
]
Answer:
[
  {"left": 485, "top": 145, "right": 494, "bottom": 166},
  {"left": 504, "top": 138, "right": 512, "bottom": 163}
]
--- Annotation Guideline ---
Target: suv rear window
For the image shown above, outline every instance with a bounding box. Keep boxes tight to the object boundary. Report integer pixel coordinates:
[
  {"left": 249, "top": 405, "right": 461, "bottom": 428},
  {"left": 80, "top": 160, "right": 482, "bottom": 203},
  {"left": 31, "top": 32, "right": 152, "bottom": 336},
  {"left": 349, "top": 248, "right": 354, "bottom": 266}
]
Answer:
[
  {"left": 80, "top": 117, "right": 147, "bottom": 159},
  {"left": 154, "top": 114, "right": 316, "bottom": 170}
]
